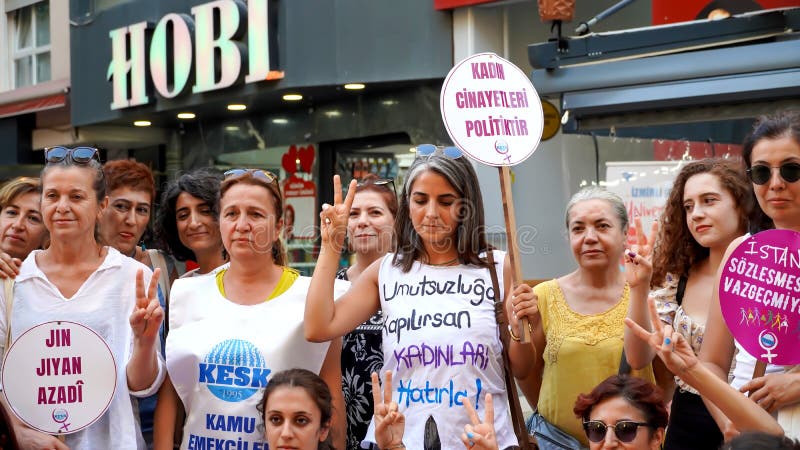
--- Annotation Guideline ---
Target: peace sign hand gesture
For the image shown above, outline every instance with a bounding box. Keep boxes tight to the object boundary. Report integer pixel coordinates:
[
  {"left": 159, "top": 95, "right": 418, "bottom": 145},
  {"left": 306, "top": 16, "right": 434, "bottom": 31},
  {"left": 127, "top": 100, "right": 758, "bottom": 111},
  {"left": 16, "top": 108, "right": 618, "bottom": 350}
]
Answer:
[
  {"left": 372, "top": 371, "right": 405, "bottom": 450},
  {"left": 461, "top": 394, "right": 498, "bottom": 450},
  {"left": 625, "top": 217, "right": 658, "bottom": 289},
  {"left": 624, "top": 295, "right": 697, "bottom": 376},
  {"left": 320, "top": 175, "right": 357, "bottom": 252},
  {"left": 129, "top": 268, "right": 164, "bottom": 345}
]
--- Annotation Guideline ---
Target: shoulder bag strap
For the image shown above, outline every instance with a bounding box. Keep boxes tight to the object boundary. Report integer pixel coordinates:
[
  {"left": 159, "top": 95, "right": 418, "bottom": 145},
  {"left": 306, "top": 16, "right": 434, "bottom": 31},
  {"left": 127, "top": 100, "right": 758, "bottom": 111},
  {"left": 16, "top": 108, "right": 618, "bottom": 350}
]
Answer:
[
  {"left": 4, "top": 278, "right": 14, "bottom": 351},
  {"left": 486, "top": 250, "right": 535, "bottom": 450},
  {"left": 148, "top": 249, "right": 172, "bottom": 336}
]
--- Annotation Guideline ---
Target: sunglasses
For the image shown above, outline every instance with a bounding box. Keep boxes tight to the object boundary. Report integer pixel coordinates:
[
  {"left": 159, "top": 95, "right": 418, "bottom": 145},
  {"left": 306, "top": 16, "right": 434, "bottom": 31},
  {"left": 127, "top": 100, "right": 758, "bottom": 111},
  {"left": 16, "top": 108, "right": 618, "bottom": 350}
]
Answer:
[
  {"left": 223, "top": 168, "right": 279, "bottom": 185},
  {"left": 415, "top": 144, "right": 463, "bottom": 159},
  {"left": 746, "top": 163, "right": 800, "bottom": 185},
  {"left": 45, "top": 146, "right": 100, "bottom": 165},
  {"left": 356, "top": 178, "right": 396, "bottom": 197},
  {"left": 583, "top": 420, "right": 651, "bottom": 443}
]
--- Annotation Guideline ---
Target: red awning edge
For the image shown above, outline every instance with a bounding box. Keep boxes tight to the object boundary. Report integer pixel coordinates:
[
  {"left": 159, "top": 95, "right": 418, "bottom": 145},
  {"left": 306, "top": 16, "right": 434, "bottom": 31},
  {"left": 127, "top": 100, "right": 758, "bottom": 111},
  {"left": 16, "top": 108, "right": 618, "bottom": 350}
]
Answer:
[{"left": 0, "top": 93, "right": 67, "bottom": 119}]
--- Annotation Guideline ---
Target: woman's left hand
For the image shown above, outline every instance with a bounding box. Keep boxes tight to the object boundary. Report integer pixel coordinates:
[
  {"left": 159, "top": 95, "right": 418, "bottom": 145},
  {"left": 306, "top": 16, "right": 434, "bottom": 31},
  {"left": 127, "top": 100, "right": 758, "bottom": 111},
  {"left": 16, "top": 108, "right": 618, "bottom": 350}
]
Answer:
[
  {"left": 625, "top": 217, "right": 657, "bottom": 289},
  {"left": 372, "top": 371, "right": 405, "bottom": 450},
  {"left": 129, "top": 268, "right": 164, "bottom": 345},
  {"left": 740, "top": 372, "right": 800, "bottom": 413},
  {"left": 461, "top": 394, "right": 498, "bottom": 450}
]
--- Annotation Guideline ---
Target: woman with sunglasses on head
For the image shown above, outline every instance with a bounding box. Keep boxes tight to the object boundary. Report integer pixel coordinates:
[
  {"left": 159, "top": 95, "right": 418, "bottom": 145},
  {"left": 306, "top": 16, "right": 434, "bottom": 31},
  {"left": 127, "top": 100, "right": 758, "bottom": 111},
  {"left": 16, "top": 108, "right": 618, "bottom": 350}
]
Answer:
[
  {"left": 573, "top": 375, "right": 667, "bottom": 450},
  {"left": 0, "top": 146, "right": 164, "bottom": 450},
  {"left": 155, "top": 168, "right": 348, "bottom": 450},
  {"left": 623, "top": 158, "right": 753, "bottom": 448},
  {"left": 339, "top": 174, "right": 397, "bottom": 450},
  {"left": 306, "top": 144, "right": 519, "bottom": 450},
  {"left": 508, "top": 187, "right": 655, "bottom": 448},
  {"left": 699, "top": 111, "right": 800, "bottom": 438},
  {"left": 0, "top": 177, "right": 49, "bottom": 279}
]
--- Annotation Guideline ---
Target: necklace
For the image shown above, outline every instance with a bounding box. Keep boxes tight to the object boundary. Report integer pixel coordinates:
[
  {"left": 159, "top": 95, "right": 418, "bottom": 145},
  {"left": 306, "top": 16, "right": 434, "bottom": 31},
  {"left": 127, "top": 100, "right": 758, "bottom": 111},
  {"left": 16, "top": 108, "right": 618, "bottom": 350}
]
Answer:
[{"left": 428, "top": 257, "right": 459, "bottom": 267}]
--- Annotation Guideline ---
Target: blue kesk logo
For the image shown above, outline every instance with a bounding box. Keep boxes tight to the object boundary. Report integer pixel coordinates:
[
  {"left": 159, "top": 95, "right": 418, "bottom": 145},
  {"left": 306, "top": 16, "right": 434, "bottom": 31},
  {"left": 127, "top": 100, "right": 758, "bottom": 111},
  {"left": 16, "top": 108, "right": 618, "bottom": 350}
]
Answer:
[
  {"left": 199, "top": 339, "right": 271, "bottom": 402},
  {"left": 494, "top": 140, "right": 509, "bottom": 154}
]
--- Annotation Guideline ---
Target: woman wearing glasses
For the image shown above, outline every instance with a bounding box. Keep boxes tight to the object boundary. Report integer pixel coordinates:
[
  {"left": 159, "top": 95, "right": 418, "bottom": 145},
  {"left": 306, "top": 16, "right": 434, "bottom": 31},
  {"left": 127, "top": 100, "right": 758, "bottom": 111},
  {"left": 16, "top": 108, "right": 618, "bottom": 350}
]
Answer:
[
  {"left": 155, "top": 169, "right": 348, "bottom": 450},
  {"left": 623, "top": 159, "right": 753, "bottom": 448},
  {"left": 0, "top": 146, "right": 164, "bottom": 450},
  {"left": 573, "top": 375, "right": 668, "bottom": 450},
  {"left": 306, "top": 145, "right": 519, "bottom": 450},
  {"left": 339, "top": 174, "right": 397, "bottom": 450},
  {"left": 699, "top": 111, "right": 800, "bottom": 437}
]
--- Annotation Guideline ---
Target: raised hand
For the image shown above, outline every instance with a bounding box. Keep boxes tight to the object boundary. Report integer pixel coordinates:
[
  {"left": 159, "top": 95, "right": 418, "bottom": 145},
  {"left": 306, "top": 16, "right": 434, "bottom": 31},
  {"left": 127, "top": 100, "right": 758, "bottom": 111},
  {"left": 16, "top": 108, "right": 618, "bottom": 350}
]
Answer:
[
  {"left": 461, "top": 394, "right": 498, "bottom": 450},
  {"left": 625, "top": 217, "right": 657, "bottom": 289},
  {"left": 129, "top": 268, "right": 164, "bottom": 345},
  {"left": 372, "top": 371, "right": 405, "bottom": 450},
  {"left": 319, "top": 175, "right": 357, "bottom": 252},
  {"left": 624, "top": 295, "right": 697, "bottom": 376},
  {"left": 0, "top": 251, "right": 21, "bottom": 280}
]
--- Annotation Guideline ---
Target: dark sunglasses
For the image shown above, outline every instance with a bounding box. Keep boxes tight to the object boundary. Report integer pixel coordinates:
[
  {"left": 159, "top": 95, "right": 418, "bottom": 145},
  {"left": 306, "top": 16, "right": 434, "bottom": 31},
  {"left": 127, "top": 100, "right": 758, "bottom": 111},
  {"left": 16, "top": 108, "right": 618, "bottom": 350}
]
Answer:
[
  {"left": 583, "top": 420, "right": 651, "bottom": 443},
  {"left": 746, "top": 163, "right": 800, "bottom": 185},
  {"left": 416, "top": 144, "right": 463, "bottom": 159},
  {"left": 223, "top": 168, "right": 279, "bottom": 185},
  {"left": 45, "top": 146, "right": 100, "bottom": 165},
  {"left": 356, "top": 178, "right": 396, "bottom": 197}
]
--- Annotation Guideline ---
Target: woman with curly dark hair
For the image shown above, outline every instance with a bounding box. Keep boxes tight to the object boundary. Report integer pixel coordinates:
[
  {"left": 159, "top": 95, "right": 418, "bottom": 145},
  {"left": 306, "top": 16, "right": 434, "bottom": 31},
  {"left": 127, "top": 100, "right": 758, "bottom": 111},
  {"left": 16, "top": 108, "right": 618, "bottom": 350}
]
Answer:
[
  {"left": 573, "top": 375, "right": 668, "bottom": 450},
  {"left": 625, "top": 158, "right": 753, "bottom": 449}
]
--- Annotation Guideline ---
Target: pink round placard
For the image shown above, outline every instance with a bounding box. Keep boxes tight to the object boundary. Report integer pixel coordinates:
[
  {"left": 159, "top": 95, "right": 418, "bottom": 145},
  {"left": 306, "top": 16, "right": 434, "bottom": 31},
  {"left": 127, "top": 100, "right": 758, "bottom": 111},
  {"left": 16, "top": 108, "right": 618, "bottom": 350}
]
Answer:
[{"left": 719, "top": 229, "right": 800, "bottom": 365}]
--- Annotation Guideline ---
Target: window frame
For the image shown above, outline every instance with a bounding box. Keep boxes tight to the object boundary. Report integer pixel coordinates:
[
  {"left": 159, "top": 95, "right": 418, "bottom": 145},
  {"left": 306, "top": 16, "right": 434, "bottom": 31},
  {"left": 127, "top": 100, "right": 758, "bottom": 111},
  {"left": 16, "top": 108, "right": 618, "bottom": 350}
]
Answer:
[{"left": 9, "top": 1, "right": 51, "bottom": 88}]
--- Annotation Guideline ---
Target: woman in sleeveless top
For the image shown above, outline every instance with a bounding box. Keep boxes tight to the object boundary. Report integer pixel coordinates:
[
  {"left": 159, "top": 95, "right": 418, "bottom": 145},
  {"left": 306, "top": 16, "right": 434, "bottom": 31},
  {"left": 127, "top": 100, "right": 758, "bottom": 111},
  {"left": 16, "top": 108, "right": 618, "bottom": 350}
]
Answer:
[
  {"left": 624, "top": 158, "right": 752, "bottom": 448},
  {"left": 508, "top": 187, "right": 655, "bottom": 448},
  {"left": 306, "top": 145, "right": 518, "bottom": 450},
  {"left": 699, "top": 112, "right": 800, "bottom": 439}
]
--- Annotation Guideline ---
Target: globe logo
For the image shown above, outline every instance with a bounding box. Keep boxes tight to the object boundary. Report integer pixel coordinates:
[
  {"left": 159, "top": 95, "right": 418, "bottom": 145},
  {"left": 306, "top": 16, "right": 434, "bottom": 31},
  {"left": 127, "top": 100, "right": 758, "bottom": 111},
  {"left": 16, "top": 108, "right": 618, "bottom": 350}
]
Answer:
[
  {"left": 52, "top": 409, "right": 68, "bottom": 423},
  {"left": 199, "top": 339, "right": 271, "bottom": 403},
  {"left": 494, "top": 140, "right": 509, "bottom": 154},
  {"left": 760, "top": 332, "right": 777, "bottom": 348}
]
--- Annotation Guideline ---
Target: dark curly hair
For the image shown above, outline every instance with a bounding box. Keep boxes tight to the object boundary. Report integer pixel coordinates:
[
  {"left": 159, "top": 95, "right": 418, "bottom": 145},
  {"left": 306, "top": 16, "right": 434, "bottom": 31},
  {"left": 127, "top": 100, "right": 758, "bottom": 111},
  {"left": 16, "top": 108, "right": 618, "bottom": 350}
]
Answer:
[
  {"left": 722, "top": 431, "right": 800, "bottom": 450},
  {"left": 574, "top": 375, "right": 668, "bottom": 438},
  {"left": 742, "top": 111, "right": 800, "bottom": 233},
  {"left": 257, "top": 369, "right": 335, "bottom": 450},
  {"left": 651, "top": 158, "right": 753, "bottom": 287},
  {"left": 155, "top": 168, "right": 224, "bottom": 261}
]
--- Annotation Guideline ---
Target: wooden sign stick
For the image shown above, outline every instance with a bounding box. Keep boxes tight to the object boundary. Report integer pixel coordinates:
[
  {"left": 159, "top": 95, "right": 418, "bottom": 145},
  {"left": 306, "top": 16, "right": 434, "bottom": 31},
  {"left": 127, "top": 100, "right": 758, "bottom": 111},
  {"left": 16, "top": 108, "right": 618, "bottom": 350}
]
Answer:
[{"left": 498, "top": 166, "right": 531, "bottom": 343}]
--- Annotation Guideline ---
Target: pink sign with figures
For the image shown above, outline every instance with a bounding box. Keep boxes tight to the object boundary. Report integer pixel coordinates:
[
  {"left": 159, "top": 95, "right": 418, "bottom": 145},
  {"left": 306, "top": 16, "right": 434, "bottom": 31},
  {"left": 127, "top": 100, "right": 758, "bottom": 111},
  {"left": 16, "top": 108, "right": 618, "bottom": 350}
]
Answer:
[
  {"left": 2, "top": 321, "right": 116, "bottom": 434},
  {"left": 719, "top": 230, "right": 800, "bottom": 365}
]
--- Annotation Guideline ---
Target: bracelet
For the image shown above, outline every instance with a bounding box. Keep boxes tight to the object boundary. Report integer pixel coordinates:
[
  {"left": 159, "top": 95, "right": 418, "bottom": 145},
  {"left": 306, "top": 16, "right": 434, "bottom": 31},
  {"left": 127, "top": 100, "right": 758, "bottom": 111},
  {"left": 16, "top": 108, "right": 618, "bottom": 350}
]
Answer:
[
  {"left": 384, "top": 443, "right": 405, "bottom": 450},
  {"left": 508, "top": 324, "right": 521, "bottom": 342}
]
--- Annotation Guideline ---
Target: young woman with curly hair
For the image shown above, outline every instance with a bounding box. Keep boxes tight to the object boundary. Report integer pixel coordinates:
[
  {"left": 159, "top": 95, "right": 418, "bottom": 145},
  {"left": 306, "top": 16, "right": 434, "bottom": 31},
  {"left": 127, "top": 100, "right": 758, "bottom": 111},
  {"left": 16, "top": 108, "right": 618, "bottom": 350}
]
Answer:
[{"left": 625, "top": 158, "right": 753, "bottom": 449}]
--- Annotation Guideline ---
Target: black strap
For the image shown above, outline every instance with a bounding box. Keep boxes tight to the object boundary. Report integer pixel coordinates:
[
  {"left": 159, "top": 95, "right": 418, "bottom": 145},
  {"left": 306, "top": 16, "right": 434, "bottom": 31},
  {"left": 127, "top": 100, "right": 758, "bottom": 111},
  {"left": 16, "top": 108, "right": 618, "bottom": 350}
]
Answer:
[
  {"left": 486, "top": 250, "right": 535, "bottom": 450},
  {"left": 676, "top": 275, "right": 688, "bottom": 306},
  {"left": 619, "top": 349, "right": 632, "bottom": 375}
]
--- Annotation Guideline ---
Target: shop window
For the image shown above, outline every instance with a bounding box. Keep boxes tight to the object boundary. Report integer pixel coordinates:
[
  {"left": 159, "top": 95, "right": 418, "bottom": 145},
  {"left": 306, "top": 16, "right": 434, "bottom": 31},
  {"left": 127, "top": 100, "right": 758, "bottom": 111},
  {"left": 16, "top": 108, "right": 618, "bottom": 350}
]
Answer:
[{"left": 9, "top": 1, "right": 51, "bottom": 88}]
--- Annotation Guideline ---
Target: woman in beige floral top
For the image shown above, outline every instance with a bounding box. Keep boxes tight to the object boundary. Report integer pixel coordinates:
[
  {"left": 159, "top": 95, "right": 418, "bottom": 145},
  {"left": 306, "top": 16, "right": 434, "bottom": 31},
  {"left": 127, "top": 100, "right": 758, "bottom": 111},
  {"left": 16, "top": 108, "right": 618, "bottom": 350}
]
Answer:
[{"left": 624, "top": 158, "right": 753, "bottom": 449}]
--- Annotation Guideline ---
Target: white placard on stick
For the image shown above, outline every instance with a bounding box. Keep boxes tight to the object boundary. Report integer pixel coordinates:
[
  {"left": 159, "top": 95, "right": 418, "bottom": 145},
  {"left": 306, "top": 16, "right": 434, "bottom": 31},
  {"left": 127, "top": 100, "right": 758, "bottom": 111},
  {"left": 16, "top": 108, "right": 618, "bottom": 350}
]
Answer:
[
  {"left": 440, "top": 52, "right": 544, "bottom": 167},
  {"left": 2, "top": 321, "right": 117, "bottom": 435}
]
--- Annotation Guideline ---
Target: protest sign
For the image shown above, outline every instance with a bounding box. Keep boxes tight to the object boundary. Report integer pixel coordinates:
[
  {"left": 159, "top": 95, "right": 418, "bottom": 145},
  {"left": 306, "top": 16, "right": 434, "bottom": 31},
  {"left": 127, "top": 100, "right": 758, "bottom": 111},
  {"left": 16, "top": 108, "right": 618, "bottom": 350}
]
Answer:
[
  {"left": 2, "top": 321, "right": 116, "bottom": 434},
  {"left": 719, "top": 229, "right": 800, "bottom": 365}
]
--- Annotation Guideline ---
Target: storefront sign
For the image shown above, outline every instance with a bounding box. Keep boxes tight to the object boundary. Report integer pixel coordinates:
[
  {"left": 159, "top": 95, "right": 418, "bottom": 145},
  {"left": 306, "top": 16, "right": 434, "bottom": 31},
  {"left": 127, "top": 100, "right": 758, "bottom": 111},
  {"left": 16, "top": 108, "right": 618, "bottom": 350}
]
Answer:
[
  {"left": 719, "top": 230, "right": 800, "bottom": 365},
  {"left": 2, "top": 321, "right": 117, "bottom": 434},
  {"left": 107, "top": 0, "right": 281, "bottom": 110},
  {"left": 282, "top": 145, "right": 317, "bottom": 240},
  {"left": 440, "top": 52, "right": 543, "bottom": 166}
]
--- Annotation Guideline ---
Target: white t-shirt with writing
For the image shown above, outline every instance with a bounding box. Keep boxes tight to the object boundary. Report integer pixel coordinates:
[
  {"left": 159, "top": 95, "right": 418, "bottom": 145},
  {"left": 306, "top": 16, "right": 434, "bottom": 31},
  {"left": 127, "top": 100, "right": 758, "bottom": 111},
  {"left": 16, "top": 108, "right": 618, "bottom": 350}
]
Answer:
[
  {"left": 167, "top": 273, "right": 349, "bottom": 450},
  {"left": 366, "top": 251, "right": 517, "bottom": 450},
  {"left": 0, "top": 247, "right": 164, "bottom": 450}
]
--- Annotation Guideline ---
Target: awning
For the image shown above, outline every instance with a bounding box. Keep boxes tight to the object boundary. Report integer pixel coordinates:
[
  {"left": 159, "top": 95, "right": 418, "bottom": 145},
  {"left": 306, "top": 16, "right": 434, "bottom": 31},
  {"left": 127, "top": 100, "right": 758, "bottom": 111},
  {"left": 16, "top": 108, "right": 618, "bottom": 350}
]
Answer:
[{"left": 0, "top": 93, "right": 67, "bottom": 119}]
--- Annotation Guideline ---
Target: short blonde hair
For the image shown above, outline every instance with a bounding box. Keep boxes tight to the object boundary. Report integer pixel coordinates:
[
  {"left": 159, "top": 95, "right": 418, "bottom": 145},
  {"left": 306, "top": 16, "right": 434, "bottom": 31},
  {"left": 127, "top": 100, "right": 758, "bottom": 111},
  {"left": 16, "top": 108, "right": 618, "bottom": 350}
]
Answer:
[{"left": 0, "top": 177, "right": 41, "bottom": 210}]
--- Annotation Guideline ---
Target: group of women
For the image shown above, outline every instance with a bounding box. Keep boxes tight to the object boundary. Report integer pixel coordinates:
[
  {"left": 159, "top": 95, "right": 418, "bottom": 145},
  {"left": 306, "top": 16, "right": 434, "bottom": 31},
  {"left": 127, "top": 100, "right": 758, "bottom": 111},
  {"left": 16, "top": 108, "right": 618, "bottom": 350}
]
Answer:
[{"left": 0, "top": 111, "right": 798, "bottom": 450}]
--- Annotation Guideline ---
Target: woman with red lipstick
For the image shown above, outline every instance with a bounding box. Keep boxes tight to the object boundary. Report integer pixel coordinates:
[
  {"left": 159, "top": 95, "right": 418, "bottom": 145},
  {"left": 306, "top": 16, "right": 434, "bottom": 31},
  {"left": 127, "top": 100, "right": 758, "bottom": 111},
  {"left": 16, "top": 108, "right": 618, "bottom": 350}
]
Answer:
[
  {"left": 0, "top": 177, "right": 48, "bottom": 277},
  {"left": 306, "top": 146, "right": 519, "bottom": 450},
  {"left": 699, "top": 112, "right": 800, "bottom": 439},
  {"left": 623, "top": 158, "right": 752, "bottom": 449},
  {"left": 338, "top": 174, "right": 397, "bottom": 450},
  {"left": 157, "top": 169, "right": 347, "bottom": 450},
  {"left": 507, "top": 186, "right": 655, "bottom": 448}
]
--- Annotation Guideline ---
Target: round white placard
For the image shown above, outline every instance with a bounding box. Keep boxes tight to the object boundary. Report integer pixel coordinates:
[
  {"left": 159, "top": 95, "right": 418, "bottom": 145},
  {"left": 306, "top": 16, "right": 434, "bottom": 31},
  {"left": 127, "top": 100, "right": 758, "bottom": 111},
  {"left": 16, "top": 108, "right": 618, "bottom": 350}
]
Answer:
[
  {"left": 440, "top": 52, "right": 544, "bottom": 166},
  {"left": 2, "top": 321, "right": 117, "bottom": 434}
]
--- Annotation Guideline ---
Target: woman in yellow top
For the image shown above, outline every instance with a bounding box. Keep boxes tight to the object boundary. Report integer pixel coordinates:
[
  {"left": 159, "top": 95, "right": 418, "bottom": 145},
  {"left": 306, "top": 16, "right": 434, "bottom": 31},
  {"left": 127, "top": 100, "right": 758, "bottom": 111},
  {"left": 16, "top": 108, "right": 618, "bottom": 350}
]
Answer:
[
  {"left": 508, "top": 186, "right": 655, "bottom": 448},
  {"left": 154, "top": 169, "right": 346, "bottom": 450}
]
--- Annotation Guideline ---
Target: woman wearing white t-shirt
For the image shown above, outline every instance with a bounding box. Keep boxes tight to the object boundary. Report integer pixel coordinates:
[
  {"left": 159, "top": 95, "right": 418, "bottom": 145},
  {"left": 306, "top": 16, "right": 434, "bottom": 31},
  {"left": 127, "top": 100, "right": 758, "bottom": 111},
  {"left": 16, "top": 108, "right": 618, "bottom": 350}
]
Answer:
[
  {"left": 156, "top": 169, "right": 347, "bottom": 450},
  {"left": 0, "top": 146, "right": 164, "bottom": 450},
  {"left": 700, "top": 112, "right": 800, "bottom": 438},
  {"left": 306, "top": 145, "right": 518, "bottom": 450}
]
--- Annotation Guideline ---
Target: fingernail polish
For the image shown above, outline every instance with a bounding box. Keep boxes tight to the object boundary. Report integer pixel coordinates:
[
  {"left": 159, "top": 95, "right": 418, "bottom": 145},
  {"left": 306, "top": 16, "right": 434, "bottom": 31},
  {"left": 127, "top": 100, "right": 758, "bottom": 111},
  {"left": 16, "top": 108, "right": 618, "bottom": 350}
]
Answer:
[
  {"left": 664, "top": 337, "right": 671, "bottom": 345},
  {"left": 627, "top": 251, "right": 637, "bottom": 259},
  {"left": 467, "top": 432, "right": 474, "bottom": 439}
]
